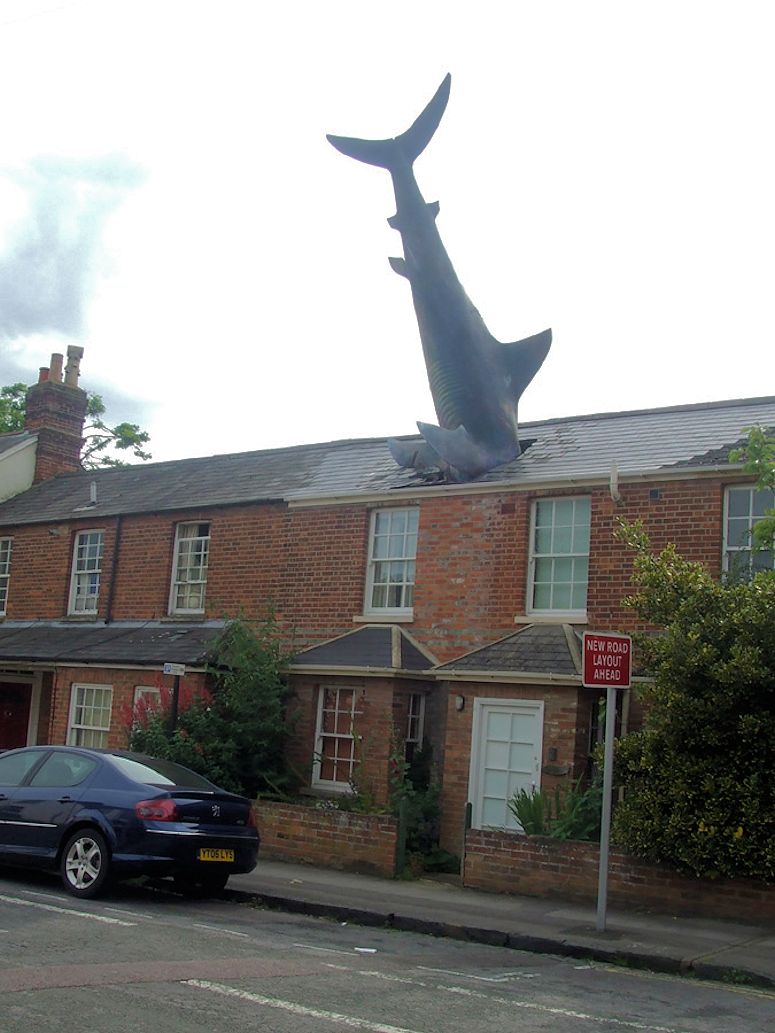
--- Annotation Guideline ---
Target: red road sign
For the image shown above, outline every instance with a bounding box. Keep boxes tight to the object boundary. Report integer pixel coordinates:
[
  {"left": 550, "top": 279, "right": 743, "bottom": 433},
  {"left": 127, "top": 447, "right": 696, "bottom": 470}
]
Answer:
[{"left": 582, "top": 632, "right": 632, "bottom": 689}]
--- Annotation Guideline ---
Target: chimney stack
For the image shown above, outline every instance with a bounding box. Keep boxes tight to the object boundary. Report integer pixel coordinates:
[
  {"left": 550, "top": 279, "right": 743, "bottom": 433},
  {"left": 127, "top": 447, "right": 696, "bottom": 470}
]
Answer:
[{"left": 25, "top": 346, "right": 89, "bottom": 483}]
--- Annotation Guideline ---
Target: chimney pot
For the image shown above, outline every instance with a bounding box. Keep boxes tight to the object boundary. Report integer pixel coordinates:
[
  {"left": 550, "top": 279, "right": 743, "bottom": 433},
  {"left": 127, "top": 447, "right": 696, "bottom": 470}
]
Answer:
[
  {"left": 64, "top": 345, "right": 84, "bottom": 388},
  {"left": 38, "top": 367, "right": 50, "bottom": 384},
  {"left": 49, "top": 353, "right": 64, "bottom": 383}
]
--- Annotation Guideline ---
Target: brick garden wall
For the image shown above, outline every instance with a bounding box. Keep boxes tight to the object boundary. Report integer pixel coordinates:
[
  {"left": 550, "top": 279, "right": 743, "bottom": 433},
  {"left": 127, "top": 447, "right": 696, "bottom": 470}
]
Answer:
[
  {"left": 255, "top": 800, "right": 398, "bottom": 878},
  {"left": 464, "top": 828, "right": 775, "bottom": 924}
]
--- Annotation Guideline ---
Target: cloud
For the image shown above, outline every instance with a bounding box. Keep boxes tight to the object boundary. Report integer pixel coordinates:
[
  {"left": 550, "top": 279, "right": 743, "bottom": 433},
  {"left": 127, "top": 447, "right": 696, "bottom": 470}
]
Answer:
[{"left": 0, "top": 155, "right": 145, "bottom": 343}]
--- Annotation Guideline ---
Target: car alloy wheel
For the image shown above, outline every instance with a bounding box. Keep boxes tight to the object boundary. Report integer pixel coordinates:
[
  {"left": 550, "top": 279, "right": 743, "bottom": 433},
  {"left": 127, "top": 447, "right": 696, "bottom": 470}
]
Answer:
[{"left": 61, "top": 829, "right": 110, "bottom": 898}]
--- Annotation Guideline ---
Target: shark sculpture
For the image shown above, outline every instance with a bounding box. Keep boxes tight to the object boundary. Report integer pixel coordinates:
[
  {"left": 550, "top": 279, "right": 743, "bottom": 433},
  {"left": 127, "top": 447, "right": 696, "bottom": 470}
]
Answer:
[{"left": 327, "top": 74, "right": 551, "bottom": 482}]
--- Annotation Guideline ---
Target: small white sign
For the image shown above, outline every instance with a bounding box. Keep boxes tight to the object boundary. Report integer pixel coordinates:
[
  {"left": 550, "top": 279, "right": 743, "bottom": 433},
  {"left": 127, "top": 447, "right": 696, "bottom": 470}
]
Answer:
[{"left": 163, "top": 662, "right": 186, "bottom": 676}]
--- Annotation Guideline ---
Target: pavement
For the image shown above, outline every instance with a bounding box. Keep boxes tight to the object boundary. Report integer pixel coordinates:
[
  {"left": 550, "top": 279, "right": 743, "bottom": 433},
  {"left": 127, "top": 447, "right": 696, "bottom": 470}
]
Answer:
[{"left": 229, "top": 859, "right": 775, "bottom": 990}]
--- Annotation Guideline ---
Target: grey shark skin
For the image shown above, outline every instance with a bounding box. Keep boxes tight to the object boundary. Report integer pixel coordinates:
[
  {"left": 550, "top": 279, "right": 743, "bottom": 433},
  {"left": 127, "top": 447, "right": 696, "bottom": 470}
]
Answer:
[{"left": 327, "top": 73, "right": 551, "bottom": 482}]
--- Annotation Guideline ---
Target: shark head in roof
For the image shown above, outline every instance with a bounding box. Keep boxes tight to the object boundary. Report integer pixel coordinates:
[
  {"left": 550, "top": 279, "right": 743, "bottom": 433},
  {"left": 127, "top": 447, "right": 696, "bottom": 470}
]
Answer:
[{"left": 327, "top": 74, "right": 551, "bottom": 483}]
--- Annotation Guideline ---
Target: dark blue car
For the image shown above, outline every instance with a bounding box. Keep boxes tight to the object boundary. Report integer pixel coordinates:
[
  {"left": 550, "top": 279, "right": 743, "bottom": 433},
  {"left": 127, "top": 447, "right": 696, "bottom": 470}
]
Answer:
[{"left": 0, "top": 746, "right": 259, "bottom": 898}]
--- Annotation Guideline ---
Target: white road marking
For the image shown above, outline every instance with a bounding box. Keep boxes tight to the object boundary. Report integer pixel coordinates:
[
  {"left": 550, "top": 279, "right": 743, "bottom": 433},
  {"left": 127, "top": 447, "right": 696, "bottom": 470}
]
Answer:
[
  {"left": 416, "top": 964, "right": 536, "bottom": 983},
  {"left": 293, "top": 942, "right": 360, "bottom": 956},
  {"left": 351, "top": 969, "right": 425, "bottom": 987},
  {"left": 14, "top": 889, "right": 66, "bottom": 901},
  {"left": 186, "top": 980, "right": 427, "bottom": 1033},
  {"left": 192, "top": 923, "right": 250, "bottom": 938},
  {"left": 0, "top": 893, "right": 135, "bottom": 927},
  {"left": 104, "top": 906, "right": 156, "bottom": 920},
  {"left": 442, "top": 985, "right": 692, "bottom": 1033}
]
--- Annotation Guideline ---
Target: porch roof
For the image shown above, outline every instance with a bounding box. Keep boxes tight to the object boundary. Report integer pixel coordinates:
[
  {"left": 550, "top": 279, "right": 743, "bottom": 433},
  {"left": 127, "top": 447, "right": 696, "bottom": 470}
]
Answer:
[
  {"left": 434, "top": 624, "right": 582, "bottom": 678},
  {"left": 0, "top": 620, "right": 226, "bottom": 667},
  {"left": 290, "top": 625, "right": 436, "bottom": 673}
]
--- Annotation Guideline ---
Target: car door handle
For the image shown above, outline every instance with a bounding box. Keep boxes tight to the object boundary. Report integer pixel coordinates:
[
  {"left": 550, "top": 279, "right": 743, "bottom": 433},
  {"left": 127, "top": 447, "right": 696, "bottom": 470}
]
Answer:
[{"left": 58, "top": 795, "right": 74, "bottom": 803}]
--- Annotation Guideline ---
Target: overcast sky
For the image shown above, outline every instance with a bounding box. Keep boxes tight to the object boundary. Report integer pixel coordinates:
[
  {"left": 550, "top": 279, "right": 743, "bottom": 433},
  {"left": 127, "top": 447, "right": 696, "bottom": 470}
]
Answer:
[{"left": 1, "top": 1, "right": 773, "bottom": 462}]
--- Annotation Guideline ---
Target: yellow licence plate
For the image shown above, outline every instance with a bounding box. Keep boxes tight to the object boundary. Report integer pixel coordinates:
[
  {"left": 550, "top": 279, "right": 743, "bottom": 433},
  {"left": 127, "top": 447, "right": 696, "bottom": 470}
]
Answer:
[{"left": 199, "top": 848, "right": 234, "bottom": 862}]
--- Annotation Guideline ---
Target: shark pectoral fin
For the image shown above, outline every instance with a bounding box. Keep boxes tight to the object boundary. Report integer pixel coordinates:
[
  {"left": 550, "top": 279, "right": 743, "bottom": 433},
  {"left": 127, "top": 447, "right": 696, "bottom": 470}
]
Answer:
[
  {"left": 502, "top": 328, "right": 552, "bottom": 395},
  {"left": 426, "top": 200, "right": 440, "bottom": 219},
  {"left": 418, "top": 422, "right": 517, "bottom": 481},
  {"left": 388, "top": 437, "right": 440, "bottom": 471},
  {"left": 389, "top": 256, "right": 408, "bottom": 277}
]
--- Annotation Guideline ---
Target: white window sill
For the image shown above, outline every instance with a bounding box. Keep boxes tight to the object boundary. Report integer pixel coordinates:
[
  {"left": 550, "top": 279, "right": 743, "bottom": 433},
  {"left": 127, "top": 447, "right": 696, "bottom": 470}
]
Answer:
[
  {"left": 310, "top": 780, "right": 355, "bottom": 795},
  {"left": 516, "top": 613, "right": 587, "bottom": 624},
  {"left": 353, "top": 612, "right": 414, "bottom": 624}
]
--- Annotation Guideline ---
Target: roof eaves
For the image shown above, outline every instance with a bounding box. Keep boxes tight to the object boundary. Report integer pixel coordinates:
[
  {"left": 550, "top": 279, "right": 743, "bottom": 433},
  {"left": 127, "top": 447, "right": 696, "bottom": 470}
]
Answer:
[{"left": 287, "top": 663, "right": 433, "bottom": 680}]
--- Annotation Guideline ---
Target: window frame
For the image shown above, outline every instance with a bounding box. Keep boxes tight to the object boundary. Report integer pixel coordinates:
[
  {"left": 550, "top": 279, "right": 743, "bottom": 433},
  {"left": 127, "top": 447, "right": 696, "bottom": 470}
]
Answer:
[
  {"left": 311, "top": 686, "right": 362, "bottom": 793},
  {"left": 527, "top": 496, "right": 591, "bottom": 618},
  {"left": 363, "top": 507, "right": 419, "bottom": 619},
  {"left": 169, "top": 521, "right": 210, "bottom": 616},
  {"left": 722, "top": 485, "right": 775, "bottom": 578},
  {"left": 68, "top": 528, "right": 104, "bottom": 616},
  {"left": 0, "top": 536, "right": 12, "bottom": 616},
  {"left": 67, "top": 683, "right": 113, "bottom": 749}
]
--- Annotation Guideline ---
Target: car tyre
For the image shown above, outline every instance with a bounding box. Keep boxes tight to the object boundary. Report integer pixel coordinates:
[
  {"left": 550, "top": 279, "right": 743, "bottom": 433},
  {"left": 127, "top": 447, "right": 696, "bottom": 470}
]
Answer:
[{"left": 60, "top": 828, "right": 111, "bottom": 899}]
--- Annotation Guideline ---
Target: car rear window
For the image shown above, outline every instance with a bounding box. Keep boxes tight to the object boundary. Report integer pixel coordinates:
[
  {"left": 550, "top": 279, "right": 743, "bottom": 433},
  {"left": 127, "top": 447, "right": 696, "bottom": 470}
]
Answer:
[
  {"left": 29, "top": 752, "right": 97, "bottom": 788},
  {"left": 109, "top": 754, "right": 217, "bottom": 789}
]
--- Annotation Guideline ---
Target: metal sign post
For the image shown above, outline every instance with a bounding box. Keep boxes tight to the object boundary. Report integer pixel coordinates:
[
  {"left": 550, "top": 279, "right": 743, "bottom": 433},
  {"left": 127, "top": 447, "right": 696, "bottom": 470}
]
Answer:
[
  {"left": 581, "top": 632, "right": 632, "bottom": 933},
  {"left": 163, "top": 662, "right": 186, "bottom": 734}
]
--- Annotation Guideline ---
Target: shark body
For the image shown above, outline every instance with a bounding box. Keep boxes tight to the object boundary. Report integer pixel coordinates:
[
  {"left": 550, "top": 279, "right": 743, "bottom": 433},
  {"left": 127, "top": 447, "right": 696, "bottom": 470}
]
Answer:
[{"left": 327, "top": 74, "right": 551, "bottom": 481}]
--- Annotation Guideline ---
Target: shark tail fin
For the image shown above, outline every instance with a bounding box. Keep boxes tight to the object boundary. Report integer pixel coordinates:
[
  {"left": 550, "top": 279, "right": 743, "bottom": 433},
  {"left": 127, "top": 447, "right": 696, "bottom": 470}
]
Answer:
[{"left": 327, "top": 74, "right": 451, "bottom": 170}]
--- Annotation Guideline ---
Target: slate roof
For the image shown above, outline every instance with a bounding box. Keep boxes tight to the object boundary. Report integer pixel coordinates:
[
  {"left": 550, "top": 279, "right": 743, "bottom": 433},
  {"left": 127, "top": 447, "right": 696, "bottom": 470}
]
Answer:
[
  {"left": 435, "top": 625, "right": 581, "bottom": 678},
  {"left": 0, "top": 396, "right": 773, "bottom": 526},
  {"left": 291, "top": 626, "right": 435, "bottom": 672},
  {"left": 0, "top": 620, "right": 226, "bottom": 666}
]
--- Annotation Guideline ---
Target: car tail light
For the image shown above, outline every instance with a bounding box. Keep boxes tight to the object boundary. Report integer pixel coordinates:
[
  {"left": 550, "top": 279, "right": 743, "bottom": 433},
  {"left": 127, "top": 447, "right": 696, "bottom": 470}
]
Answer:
[
  {"left": 135, "top": 798, "right": 179, "bottom": 821},
  {"left": 247, "top": 805, "right": 257, "bottom": 829}
]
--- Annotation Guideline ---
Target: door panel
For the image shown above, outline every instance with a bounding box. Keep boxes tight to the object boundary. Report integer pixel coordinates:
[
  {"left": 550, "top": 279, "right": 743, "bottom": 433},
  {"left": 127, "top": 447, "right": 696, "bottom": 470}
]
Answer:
[
  {"left": 469, "top": 699, "right": 544, "bottom": 831},
  {"left": 3, "top": 752, "right": 94, "bottom": 862}
]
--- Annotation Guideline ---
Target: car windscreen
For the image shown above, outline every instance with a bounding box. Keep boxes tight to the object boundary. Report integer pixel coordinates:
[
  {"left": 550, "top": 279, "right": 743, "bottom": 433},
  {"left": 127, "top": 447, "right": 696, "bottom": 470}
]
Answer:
[{"left": 109, "top": 755, "right": 218, "bottom": 790}]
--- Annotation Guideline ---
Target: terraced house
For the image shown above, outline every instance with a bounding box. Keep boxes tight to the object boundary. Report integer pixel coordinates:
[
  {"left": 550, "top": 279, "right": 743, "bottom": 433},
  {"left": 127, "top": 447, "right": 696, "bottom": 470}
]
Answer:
[{"left": 1, "top": 350, "right": 773, "bottom": 851}]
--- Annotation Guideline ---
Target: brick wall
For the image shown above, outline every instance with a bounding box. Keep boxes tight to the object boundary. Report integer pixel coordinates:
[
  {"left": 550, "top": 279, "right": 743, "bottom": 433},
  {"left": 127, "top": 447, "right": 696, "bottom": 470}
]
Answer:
[
  {"left": 47, "top": 665, "right": 208, "bottom": 747},
  {"left": 463, "top": 829, "right": 775, "bottom": 924},
  {"left": 286, "top": 675, "right": 408, "bottom": 807},
  {"left": 0, "top": 474, "right": 748, "bottom": 651},
  {"left": 256, "top": 800, "right": 398, "bottom": 877}
]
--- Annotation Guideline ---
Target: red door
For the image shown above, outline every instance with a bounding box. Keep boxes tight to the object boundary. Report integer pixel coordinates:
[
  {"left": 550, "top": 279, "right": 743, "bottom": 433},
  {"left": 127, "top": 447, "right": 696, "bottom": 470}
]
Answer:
[{"left": 0, "top": 683, "right": 31, "bottom": 749}]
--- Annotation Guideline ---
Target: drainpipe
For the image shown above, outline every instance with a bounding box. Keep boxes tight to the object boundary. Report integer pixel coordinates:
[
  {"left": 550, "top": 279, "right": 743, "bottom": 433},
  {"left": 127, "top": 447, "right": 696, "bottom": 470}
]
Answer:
[{"left": 104, "top": 515, "right": 123, "bottom": 624}]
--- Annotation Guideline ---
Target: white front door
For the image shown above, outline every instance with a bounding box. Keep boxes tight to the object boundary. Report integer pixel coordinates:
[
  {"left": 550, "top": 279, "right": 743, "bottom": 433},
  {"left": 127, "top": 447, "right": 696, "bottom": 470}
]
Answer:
[{"left": 468, "top": 698, "right": 544, "bottom": 830}]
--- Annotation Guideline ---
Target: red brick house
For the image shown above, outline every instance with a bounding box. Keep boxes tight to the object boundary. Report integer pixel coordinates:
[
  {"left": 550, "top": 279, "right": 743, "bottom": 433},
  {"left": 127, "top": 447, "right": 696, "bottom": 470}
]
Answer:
[{"left": 1, "top": 352, "right": 773, "bottom": 853}]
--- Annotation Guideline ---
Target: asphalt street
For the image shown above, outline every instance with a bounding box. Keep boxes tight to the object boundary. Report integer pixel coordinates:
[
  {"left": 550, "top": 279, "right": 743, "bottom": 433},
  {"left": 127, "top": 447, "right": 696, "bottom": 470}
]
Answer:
[{"left": 1, "top": 869, "right": 773, "bottom": 1033}]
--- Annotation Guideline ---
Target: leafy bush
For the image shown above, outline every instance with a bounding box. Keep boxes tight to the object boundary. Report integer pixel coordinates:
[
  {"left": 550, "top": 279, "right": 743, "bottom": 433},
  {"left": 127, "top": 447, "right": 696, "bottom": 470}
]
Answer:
[
  {"left": 508, "top": 787, "right": 552, "bottom": 835},
  {"left": 611, "top": 522, "right": 775, "bottom": 880},
  {"left": 128, "top": 616, "right": 290, "bottom": 797},
  {"left": 508, "top": 779, "right": 602, "bottom": 840},
  {"left": 551, "top": 776, "right": 603, "bottom": 841}
]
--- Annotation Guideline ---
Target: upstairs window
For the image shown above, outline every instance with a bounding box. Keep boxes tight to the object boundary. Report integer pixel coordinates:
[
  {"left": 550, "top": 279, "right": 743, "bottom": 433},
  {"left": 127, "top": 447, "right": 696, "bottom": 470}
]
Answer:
[
  {"left": 724, "top": 486, "right": 775, "bottom": 578},
  {"left": 69, "top": 530, "right": 104, "bottom": 615},
  {"left": 0, "top": 537, "right": 11, "bottom": 615},
  {"left": 528, "top": 497, "right": 591, "bottom": 616},
  {"left": 365, "top": 508, "right": 419, "bottom": 617},
  {"left": 170, "top": 522, "right": 210, "bottom": 614}
]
